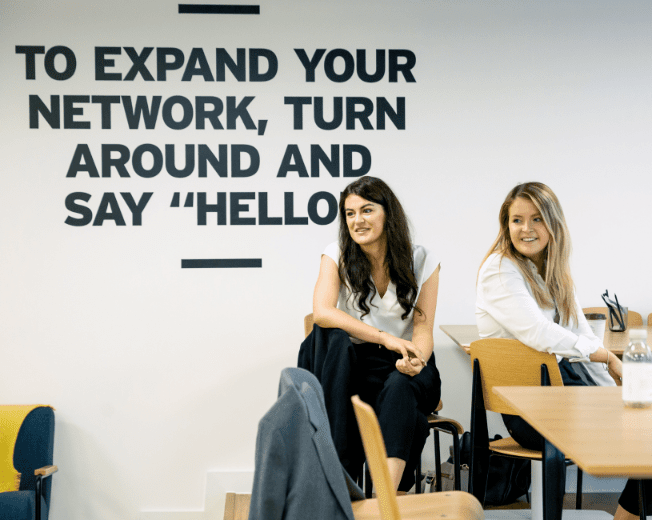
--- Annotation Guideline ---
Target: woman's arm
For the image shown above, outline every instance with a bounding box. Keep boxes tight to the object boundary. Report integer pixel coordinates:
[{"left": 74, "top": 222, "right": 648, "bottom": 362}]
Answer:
[
  {"left": 396, "top": 264, "right": 440, "bottom": 376},
  {"left": 480, "top": 258, "right": 623, "bottom": 381},
  {"left": 478, "top": 257, "right": 601, "bottom": 360},
  {"left": 312, "top": 254, "right": 422, "bottom": 361},
  {"left": 573, "top": 297, "right": 623, "bottom": 379},
  {"left": 588, "top": 347, "right": 623, "bottom": 380}
]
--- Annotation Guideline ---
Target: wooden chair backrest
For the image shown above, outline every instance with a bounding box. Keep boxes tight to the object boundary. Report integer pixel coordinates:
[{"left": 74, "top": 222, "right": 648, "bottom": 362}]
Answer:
[
  {"left": 223, "top": 493, "right": 251, "bottom": 520},
  {"left": 304, "top": 313, "right": 314, "bottom": 338},
  {"left": 648, "top": 313, "right": 652, "bottom": 326},
  {"left": 351, "top": 395, "right": 401, "bottom": 520},
  {"left": 470, "top": 338, "right": 563, "bottom": 415},
  {"left": 582, "top": 307, "right": 643, "bottom": 327}
]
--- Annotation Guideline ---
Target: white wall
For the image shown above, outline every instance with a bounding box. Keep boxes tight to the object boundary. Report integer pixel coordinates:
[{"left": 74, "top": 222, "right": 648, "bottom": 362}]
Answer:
[{"left": 2, "top": 1, "right": 651, "bottom": 518}]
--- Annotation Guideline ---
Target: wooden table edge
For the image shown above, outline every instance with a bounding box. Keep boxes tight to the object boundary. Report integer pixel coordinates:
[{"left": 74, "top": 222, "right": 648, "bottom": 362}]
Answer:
[
  {"left": 439, "top": 325, "right": 472, "bottom": 354},
  {"left": 492, "top": 386, "right": 652, "bottom": 479}
]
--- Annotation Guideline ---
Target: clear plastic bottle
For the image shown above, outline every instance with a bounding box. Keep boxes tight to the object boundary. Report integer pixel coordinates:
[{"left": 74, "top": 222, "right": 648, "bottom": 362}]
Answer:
[{"left": 622, "top": 329, "right": 652, "bottom": 408}]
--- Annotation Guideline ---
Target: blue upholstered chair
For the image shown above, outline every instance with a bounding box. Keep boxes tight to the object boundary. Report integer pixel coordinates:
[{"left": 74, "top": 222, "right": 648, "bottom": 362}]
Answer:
[{"left": 0, "top": 405, "right": 57, "bottom": 520}]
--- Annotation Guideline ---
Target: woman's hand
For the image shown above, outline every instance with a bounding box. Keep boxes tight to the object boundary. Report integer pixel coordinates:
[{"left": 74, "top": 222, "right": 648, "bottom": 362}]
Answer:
[
  {"left": 380, "top": 332, "right": 426, "bottom": 377},
  {"left": 381, "top": 333, "right": 424, "bottom": 364},
  {"left": 396, "top": 356, "right": 425, "bottom": 377}
]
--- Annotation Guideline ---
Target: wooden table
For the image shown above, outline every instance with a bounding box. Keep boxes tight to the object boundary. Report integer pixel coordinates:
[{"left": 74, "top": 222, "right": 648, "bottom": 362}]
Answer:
[
  {"left": 439, "top": 325, "right": 479, "bottom": 354},
  {"left": 440, "top": 324, "right": 652, "bottom": 357},
  {"left": 494, "top": 386, "right": 652, "bottom": 519},
  {"left": 603, "top": 325, "right": 652, "bottom": 356}
]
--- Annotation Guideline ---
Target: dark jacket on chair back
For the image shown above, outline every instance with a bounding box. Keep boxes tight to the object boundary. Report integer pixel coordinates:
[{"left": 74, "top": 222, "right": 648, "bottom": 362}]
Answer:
[{"left": 248, "top": 367, "right": 364, "bottom": 520}]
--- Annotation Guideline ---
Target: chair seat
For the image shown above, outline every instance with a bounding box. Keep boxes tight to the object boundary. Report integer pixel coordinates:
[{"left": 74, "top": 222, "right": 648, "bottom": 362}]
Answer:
[
  {"left": 0, "top": 490, "right": 37, "bottom": 520},
  {"left": 489, "top": 436, "right": 542, "bottom": 460},
  {"left": 223, "top": 491, "right": 484, "bottom": 520},
  {"left": 427, "top": 413, "right": 464, "bottom": 435},
  {"left": 351, "top": 491, "right": 484, "bottom": 520}
]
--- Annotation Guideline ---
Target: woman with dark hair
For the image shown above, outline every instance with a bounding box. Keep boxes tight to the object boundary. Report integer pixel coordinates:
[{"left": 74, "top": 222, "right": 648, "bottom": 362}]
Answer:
[
  {"left": 477, "top": 182, "right": 648, "bottom": 520},
  {"left": 304, "top": 176, "right": 441, "bottom": 492}
]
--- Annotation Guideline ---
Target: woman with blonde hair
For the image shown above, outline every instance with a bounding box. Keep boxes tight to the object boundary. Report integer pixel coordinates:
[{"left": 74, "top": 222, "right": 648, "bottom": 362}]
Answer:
[{"left": 476, "top": 181, "right": 648, "bottom": 520}]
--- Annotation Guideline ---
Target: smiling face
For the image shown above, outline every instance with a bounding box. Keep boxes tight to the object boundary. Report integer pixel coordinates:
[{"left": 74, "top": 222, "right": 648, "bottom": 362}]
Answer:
[
  {"left": 508, "top": 197, "right": 550, "bottom": 269},
  {"left": 344, "top": 194, "right": 387, "bottom": 249}
]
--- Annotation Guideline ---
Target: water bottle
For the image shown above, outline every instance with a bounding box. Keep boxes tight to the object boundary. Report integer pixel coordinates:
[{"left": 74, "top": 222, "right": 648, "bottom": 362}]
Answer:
[{"left": 622, "top": 329, "right": 652, "bottom": 408}]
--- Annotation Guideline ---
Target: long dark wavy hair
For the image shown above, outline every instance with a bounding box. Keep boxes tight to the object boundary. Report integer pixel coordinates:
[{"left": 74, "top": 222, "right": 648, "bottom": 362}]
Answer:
[{"left": 338, "top": 176, "right": 421, "bottom": 320}]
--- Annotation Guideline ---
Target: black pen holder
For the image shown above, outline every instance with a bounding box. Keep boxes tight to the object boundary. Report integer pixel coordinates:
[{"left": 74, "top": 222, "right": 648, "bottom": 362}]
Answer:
[{"left": 608, "top": 306, "right": 627, "bottom": 332}]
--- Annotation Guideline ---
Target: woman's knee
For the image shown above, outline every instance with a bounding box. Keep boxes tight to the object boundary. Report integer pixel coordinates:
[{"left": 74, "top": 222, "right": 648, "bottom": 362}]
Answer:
[
  {"left": 378, "top": 370, "right": 416, "bottom": 406},
  {"left": 385, "top": 369, "right": 414, "bottom": 390}
]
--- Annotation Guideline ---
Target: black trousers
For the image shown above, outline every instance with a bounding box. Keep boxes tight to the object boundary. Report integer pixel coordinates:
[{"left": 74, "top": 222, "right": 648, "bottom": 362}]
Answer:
[
  {"left": 298, "top": 325, "right": 441, "bottom": 491},
  {"left": 502, "top": 359, "right": 651, "bottom": 516}
]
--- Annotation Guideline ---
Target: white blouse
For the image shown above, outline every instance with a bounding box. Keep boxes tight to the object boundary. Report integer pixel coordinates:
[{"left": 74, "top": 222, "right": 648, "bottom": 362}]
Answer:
[
  {"left": 476, "top": 253, "right": 615, "bottom": 387},
  {"left": 323, "top": 242, "right": 439, "bottom": 342}
]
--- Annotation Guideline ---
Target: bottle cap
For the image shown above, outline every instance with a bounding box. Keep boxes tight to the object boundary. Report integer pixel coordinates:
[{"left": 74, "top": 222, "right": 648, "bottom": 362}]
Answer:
[{"left": 629, "top": 329, "right": 648, "bottom": 340}]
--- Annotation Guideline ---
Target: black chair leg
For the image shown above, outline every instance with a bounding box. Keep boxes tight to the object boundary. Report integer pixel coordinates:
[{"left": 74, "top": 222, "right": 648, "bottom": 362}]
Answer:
[
  {"left": 575, "top": 467, "right": 583, "bottom": 509},
  {"left": 450, "top": 430, "right": 461, "bottom": 491},
  {"left": 433, "top": 424, "right": 461, "bottom": 491},
  {"left": 434, "top": 430, "right": 442, "bottom": 492},
  {"left": 35, "top": 475, "right": 42, "bottom": 520},
  {"left": 365, "top": 463, "right": 373, "bottom": 498},
  {"left": 470, "top": 360, "right": 490, "bottom": 504},
  {"left": 415, "top": 459, "right": 422, "bottom": 494}
]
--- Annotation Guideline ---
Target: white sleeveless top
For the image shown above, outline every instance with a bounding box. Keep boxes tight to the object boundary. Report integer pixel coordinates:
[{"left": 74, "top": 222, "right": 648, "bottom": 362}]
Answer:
[{"left": 323, "top": 242, "right": 438, "bottom": 342}]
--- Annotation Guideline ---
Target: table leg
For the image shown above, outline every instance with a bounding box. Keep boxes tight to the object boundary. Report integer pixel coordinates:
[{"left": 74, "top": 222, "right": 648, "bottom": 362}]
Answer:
[
  {"left": 542, "top": 438, "right": 564, "bottom": 520},
  {"left": 531, "top": 460, "right": 543, "bottom": 520},
  {"left": 638, "top": 480, "right": 647, "bottom": 520}
]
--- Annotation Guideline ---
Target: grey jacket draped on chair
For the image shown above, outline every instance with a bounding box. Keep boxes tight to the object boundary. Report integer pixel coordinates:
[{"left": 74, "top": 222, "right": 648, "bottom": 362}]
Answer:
[{"left": 248, "top": 367, "right": 364, "bottom": 520}]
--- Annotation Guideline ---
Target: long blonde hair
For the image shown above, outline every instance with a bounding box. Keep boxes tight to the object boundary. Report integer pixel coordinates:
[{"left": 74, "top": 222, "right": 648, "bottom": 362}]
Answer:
[{"left": 480, "top": 182, "right": 577, "bottom": 326}]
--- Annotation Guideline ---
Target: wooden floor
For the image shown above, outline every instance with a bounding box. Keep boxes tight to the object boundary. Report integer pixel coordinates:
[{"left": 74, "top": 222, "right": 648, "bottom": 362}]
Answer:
[
  {"left": 486, "top": 493, "right": 620, "bottom": 516},
  {"left": 564, "top": 493, "right": 620, "bottom": 515}
]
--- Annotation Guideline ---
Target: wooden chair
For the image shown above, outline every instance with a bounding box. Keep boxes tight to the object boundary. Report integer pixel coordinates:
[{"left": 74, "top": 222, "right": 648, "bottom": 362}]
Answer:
[
  {"left": 582, "top": 307, "right": 643, "bottom": 327},
  {"left": 304, "top": 313, "right": 464, "bottom": 493},
  {"left": 222, "top": 401, "right": 481, "bottom": 520},
  {"left": 648, "top": 313, "right": 652, "bottom": 326},
  {"left": 350, "top": 395, "right": 484, "bottom": 520},
  {"left": 416, "top": 403, "right": 464, "bottom": 493},
  {"left": 469, "top": 338, "right": 583, "bottom": 511}
]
